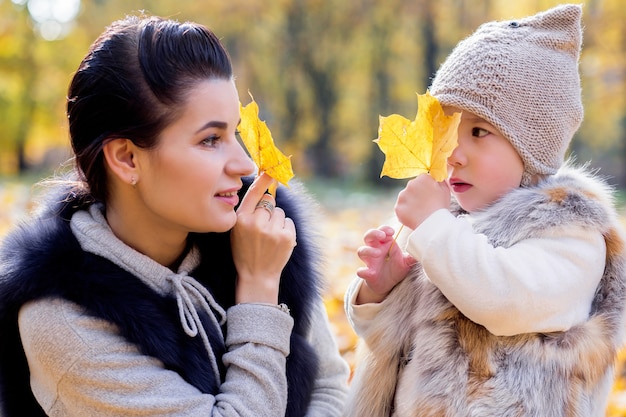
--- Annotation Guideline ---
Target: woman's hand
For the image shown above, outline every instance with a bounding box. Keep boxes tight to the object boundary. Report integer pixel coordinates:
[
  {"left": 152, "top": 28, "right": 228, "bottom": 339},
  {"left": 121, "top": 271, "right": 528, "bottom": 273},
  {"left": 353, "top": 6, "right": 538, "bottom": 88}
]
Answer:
[{"left": 231, "top": 173, "right": 296, "bottom": 304}]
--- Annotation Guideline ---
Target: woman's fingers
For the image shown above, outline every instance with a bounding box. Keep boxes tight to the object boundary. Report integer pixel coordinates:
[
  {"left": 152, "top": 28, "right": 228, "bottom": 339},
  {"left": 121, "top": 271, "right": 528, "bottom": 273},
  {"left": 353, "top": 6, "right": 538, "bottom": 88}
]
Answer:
[
  {"left": 237, "top": 173, "right": 276, "bottom": 215},
  {"left": 254, "top": 196, "right": 275, "bottom": 216}
]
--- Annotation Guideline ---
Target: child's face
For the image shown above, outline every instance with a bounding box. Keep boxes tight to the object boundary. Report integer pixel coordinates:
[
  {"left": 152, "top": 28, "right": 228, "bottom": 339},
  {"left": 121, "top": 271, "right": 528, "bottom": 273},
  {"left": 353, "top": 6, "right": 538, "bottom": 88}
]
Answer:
[{"left": 445, "top": 108, "right": 524, "bottom": 212}]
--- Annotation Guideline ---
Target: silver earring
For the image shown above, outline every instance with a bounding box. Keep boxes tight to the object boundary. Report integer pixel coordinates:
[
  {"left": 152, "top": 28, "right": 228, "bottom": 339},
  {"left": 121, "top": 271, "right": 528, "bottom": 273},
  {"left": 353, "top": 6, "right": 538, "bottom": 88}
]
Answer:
[{"left": 130, "top": 177, "right": 137, "bottom": 187}]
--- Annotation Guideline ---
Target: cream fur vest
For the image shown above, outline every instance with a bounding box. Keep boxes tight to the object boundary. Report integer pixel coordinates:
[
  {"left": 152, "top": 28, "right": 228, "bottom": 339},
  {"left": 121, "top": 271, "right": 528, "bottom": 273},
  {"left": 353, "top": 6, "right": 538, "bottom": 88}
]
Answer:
[{"left": 346, "top": 167, "right": 626, "bottom": 417}]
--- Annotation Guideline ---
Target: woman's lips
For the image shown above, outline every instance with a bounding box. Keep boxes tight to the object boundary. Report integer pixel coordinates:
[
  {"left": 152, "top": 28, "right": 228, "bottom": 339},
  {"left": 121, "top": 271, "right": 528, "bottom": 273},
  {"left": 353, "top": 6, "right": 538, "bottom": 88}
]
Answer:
[{"left": 215, "top": 189, "right": 241, "bottom": 207}]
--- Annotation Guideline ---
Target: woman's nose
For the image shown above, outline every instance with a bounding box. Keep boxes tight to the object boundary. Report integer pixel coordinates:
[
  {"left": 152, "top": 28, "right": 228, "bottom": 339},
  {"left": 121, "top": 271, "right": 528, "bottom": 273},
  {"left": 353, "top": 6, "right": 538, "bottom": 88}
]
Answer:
[{"left": 229, "top": 142, "right": 256, "bottom": 176}]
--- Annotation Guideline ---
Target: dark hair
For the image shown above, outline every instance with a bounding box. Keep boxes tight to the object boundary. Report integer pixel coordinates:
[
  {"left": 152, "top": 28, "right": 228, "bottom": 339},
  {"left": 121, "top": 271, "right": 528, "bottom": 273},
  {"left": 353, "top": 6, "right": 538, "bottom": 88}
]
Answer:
[{"left": 66, "top": 15, "right": 233, "bottom": 203}]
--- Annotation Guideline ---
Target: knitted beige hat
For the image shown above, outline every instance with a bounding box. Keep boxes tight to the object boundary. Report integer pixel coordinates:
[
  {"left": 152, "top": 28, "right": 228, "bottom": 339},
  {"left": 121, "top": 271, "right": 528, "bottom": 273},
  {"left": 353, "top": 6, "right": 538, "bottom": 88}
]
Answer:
[{"left": 429, "top": 4, "right": 583, "bottom": 186}]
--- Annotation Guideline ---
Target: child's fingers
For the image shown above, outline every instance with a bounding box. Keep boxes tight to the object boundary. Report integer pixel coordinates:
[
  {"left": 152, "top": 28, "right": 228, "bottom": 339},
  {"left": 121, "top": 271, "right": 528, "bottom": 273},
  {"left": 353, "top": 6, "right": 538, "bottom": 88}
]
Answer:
[
  {"left": 363, "top": 228, "right": 394, "bottom": 246},
  {"left": 379, "top": 225, "right": 396, "bottom": 237},
  {"left": 403, "top": 253, "right": 418, "bottom": 267},
  {"left": 357, "top": 245, "right": 385, "bottom": 261},
  {"left": 356, "top": 266, "right": 377, "bottom": 280}
]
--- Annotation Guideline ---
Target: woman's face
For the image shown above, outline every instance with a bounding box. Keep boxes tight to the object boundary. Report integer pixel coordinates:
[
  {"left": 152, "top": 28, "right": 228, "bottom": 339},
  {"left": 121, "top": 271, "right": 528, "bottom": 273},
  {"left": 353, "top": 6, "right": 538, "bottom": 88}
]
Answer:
[{"left": 133, "top": 79, "right": 255, "bottom": 235}]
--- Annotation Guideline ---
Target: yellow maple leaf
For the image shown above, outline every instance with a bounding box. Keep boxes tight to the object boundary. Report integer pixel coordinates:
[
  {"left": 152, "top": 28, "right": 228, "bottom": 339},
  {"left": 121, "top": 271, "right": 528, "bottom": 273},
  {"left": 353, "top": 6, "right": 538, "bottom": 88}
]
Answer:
[
  {"left": 239, "top": 93, "right": 294, "bottom": 189},
  {"left": 374, "top": 91, "right": 461, "bottom": 182}
]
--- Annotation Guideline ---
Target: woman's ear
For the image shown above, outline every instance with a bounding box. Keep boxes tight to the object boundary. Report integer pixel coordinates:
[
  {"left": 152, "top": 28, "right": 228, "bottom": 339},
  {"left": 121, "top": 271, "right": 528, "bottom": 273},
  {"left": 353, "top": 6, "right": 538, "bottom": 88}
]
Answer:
[{"left": 102, "top": 138, "right": 139, "bottom": 186}]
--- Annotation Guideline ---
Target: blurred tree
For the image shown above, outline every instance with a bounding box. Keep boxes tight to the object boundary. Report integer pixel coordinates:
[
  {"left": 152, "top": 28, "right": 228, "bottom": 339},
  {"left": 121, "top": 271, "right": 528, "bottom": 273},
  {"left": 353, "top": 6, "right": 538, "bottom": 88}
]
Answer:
[
  {"left": 562, "top": 0, "right": 626, "bottom": 186},
  {"left": 1, "top": 0, "right": 625, "bottom": 188},
  {"left": 361, "top": 0, "right": 444, "bottom": 186},
  {"left": 0, "top": 4, "right": 36, "bottom": 173},
  {"left": 0, "top": 0, "right": 84, "bottom": 175},
  {"left": 284, "top": 0, "right": 341, "bottom": 178},
  {"left": 362, "top": 0, "right": 396, "bottom": 185}
]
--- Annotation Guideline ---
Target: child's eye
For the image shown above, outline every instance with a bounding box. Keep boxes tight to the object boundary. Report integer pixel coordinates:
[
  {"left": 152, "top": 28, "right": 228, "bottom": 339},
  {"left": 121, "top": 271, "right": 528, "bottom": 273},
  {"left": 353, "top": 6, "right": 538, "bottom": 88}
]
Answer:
[{"left": 471, "top": 127, "right": 489, "bottom": 137}]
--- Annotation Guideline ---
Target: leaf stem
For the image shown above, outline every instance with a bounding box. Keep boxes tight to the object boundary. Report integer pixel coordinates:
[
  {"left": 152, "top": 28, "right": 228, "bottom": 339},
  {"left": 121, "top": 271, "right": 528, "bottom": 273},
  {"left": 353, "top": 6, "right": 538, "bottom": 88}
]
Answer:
[{"left": 386, "top": 224, "right": 404, "bottom": 261}]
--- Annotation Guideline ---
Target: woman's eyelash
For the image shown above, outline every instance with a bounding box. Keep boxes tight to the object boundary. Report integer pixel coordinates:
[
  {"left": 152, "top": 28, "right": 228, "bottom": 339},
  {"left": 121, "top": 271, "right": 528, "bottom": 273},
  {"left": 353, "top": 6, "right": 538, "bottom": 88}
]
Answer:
[{"left": 201, "top": 134, "right": 220, "bottom": 145}]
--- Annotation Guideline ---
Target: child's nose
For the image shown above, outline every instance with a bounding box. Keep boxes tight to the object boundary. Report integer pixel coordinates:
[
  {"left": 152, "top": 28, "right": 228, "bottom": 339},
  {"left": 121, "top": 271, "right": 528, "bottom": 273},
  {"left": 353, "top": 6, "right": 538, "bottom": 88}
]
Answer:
[{"left": 447, "top": 143, "right": 466, "bottom": 166}]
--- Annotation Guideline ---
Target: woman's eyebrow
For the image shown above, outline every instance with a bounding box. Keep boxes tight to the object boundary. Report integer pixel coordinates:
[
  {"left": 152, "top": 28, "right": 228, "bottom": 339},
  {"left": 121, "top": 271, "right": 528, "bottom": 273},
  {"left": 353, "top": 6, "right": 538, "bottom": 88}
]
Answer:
[{"left": 195, "top": 120, "right": 227, "bottom": 134}]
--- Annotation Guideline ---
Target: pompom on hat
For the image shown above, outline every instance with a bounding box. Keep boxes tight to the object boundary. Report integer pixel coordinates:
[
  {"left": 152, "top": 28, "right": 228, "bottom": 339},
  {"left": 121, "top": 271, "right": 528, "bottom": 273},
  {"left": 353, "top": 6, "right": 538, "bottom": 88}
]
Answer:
[{"left": 429, "top": 4, "right": 583, "bottom": 186}]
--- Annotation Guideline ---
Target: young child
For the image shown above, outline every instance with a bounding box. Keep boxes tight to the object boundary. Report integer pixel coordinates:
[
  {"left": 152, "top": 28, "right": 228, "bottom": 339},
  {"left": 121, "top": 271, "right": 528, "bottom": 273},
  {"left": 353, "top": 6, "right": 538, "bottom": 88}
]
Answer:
[{"left": 345, "top": 4, "right": 626, "bottom": 417}]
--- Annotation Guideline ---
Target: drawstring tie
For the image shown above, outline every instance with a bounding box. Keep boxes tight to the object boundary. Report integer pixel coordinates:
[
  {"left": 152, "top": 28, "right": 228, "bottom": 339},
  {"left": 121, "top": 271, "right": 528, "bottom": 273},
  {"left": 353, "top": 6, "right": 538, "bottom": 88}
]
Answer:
[{"left": 166, "top": 271, "right": 226, "bottom": 379}]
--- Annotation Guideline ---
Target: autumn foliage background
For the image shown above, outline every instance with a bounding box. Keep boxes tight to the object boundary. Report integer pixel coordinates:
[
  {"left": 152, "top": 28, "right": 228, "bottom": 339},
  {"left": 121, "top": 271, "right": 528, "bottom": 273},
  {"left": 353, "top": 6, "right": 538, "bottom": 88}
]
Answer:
[{"left": 3, "top": 0, "right": 626, "bottom": 416}]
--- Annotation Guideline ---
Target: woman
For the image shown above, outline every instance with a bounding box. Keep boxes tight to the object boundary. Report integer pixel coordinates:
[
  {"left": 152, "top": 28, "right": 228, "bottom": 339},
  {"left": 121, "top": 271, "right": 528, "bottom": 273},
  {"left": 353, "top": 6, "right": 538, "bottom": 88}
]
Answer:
[{"left": 0, "top": 15, "right": 348, "bottom": 416}]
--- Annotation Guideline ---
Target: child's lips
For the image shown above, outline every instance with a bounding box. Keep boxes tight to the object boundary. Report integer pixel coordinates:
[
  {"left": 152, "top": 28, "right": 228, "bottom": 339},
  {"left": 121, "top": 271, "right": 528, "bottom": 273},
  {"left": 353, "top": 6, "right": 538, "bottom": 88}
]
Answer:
[{"left": 449, "top": 178, "right": 472, "bottom": 193}]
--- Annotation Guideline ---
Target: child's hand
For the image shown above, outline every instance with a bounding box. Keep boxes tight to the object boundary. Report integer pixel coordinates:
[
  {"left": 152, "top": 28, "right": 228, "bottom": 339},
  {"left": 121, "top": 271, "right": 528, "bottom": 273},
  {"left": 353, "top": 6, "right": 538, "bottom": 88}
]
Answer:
[
  {"left": 355, "top": 226, "right": 415, "bottom": 304},
  {"left": 395, "top": 174, "right": 450, "bottom": 230}
]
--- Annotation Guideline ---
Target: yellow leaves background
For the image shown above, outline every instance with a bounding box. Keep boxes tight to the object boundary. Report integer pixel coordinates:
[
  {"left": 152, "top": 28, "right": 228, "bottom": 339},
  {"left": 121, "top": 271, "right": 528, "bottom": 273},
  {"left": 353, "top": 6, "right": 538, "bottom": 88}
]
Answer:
[{"left": 375, "top": 91, "right": 461, "bottom": 181}]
